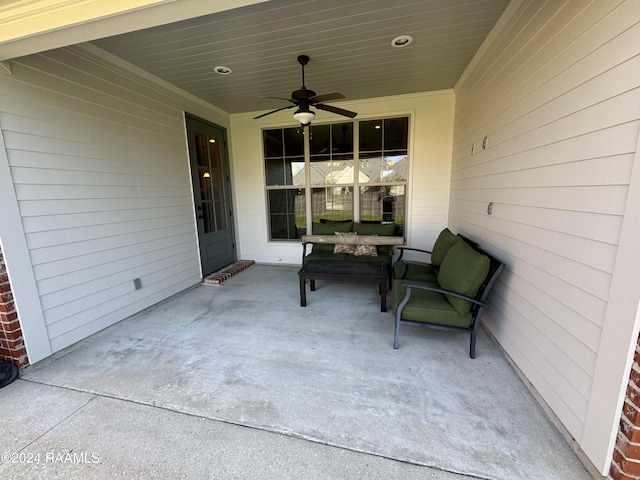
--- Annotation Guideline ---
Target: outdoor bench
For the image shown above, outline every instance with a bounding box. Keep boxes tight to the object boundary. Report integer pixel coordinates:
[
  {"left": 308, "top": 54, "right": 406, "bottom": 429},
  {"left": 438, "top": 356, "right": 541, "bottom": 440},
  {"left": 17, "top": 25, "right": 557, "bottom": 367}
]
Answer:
[{"left": 300, "top": 221, "right": 404, "bottom": 270}]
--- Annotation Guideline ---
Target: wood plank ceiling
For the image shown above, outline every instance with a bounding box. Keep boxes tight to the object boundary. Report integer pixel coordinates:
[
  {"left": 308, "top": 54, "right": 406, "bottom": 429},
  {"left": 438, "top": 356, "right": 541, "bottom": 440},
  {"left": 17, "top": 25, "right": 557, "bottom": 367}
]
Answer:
[{"left": 91, "top": 0, "right": 511, "bottom": 115}]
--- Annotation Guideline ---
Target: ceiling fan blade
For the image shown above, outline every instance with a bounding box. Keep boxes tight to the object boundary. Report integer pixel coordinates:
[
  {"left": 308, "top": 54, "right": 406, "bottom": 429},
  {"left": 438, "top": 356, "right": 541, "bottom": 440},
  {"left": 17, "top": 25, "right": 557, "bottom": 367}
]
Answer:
[
  {"left": 253, "top": 104, "right": 296, "bottom": 119},
  {"left": 309, "top": 92, "right": 345, "bottom": 103},
  {"left": 265, "top": 96, "right": 296, "bottom": 104},
  {"left": 314, "top": 103, "right": 358, "bottom": 119}
]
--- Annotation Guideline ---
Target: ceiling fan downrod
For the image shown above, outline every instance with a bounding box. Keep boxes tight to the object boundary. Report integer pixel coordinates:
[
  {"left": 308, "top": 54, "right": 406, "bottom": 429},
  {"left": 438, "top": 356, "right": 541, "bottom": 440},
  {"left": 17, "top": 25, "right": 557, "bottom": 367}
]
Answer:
[{"left": 297, "top": 54, "right": 309, "bottom": 88}]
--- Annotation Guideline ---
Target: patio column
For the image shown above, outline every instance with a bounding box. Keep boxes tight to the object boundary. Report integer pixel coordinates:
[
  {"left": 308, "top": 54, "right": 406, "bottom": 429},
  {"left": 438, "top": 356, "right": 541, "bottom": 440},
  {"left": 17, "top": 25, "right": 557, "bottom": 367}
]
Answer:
[
  {"left": 610, "top": 334, "right": 640, "bottom": 480},
  {"left": 0, "top": 246, "right": 29, "bottom": 368}
]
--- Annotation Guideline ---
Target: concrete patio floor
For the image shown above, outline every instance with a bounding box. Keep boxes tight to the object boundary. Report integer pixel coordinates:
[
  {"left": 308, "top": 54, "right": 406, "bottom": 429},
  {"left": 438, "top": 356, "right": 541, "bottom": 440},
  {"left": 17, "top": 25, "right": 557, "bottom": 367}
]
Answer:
[{"left": 1, "top": 264, "right": 599, "bottom": 479}]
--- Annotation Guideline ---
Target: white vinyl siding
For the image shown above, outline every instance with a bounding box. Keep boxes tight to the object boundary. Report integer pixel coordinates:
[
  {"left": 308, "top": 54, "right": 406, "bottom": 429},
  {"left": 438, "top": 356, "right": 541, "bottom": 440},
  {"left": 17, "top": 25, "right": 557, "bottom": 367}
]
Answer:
[
  {"left": 230, "top": 91, "right": 454, "bottom": 264},
  {"left": 451, "top": 0, "right": 640, "bottom": 472},
  {"left": 0, "top": 45, "right": 229, "bottom": 353}
]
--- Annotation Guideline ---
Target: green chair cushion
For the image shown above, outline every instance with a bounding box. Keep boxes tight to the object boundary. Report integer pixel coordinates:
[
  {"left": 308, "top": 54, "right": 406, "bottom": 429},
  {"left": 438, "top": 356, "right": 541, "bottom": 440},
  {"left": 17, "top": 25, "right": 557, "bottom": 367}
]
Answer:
[
  {"left": 430, "top": 228, "right": 461, "bottom": 266},
  {"left": 310, "top": 222, "right": 353, "bottom": 252},
  {"left": 392, "top": 279, "right": 473, "bottom": 328},
  {"left": 437, "top": 240, "right": 490, "bottom": 316}
]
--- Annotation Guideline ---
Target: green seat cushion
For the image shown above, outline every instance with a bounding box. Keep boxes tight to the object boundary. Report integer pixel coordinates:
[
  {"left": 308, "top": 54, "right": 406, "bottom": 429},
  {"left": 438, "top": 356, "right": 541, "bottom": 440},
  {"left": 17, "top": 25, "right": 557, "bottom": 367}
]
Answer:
[
  {"left": 303, "top": 251, "right": 349, "bottom": 263},
  {"left": 392, "top": 279, "right": 473, "bottom": 328},
  {"left": 437, "top": 240, "right": 490, "bottom": 316},
  {"left": 393, "top": 262, "right": 438, "bottom": 282},
  {"left": 310, "top": 222, "right": 353, "bottom": 252},
  {"left": 430, "top": 228, "right": 462, "bottom": 266}
]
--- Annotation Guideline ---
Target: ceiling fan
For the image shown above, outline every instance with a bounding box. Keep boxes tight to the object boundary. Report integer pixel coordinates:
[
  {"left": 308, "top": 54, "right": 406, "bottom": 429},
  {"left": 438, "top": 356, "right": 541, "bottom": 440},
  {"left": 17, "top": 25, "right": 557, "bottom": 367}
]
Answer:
[{"left": 253, "top": 55, "right": 357, "bottom": 126}]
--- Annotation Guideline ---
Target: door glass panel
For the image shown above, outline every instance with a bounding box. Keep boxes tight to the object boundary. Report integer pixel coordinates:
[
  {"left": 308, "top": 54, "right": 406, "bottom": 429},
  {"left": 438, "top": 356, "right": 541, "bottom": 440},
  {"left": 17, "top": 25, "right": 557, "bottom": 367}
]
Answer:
[
  {"left": 214, "top": 200, "right": 227, "bottom": 231},
  {"left": 201, "top": 202, "right": 214, "bottom": 234},
  {"left": 209, "top": 138, "right": 222, "bottom": 169},
  {"left": 195, "top": 133, "right": 209, "bottom": 166},
  {"left": 199, "top": 169, "right": 213, "bottom": 201},
  {"left": 196, "top": 130, "right": 226, "bottom": 234},
  {"left": 212, "top": 170, "right": 224, "bottom": 201}
]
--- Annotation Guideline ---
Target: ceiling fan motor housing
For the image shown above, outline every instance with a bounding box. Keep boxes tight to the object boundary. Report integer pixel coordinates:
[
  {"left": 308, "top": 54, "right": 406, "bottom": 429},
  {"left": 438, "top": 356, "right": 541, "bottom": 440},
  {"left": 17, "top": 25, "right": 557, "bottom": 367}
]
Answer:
[
  {"left": 292, "top": 87, "right": 316, "bottom": 103},
  {"left": 252, "top": 54, "right": 357, "bottom": 121}
]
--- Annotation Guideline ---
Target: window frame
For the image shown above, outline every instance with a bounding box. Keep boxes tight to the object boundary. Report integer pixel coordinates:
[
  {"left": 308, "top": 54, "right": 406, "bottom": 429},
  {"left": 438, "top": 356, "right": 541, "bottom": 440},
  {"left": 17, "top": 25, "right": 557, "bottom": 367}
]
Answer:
[{"left": 263, "top": 116, "right": 410, "bottom": 241}]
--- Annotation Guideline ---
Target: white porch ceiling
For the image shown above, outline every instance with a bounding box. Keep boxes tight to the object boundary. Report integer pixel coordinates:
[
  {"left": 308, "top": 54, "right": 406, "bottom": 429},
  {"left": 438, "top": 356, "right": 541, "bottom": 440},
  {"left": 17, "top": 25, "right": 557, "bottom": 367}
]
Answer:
[{"left": 89, "top": 0, "right": 511, "bottom": 115}]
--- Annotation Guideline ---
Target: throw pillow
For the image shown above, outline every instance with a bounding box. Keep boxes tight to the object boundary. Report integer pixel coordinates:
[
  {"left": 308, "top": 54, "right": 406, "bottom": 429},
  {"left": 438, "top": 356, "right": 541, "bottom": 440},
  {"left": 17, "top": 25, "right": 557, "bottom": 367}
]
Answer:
[
  {"left": 333, "top": 231, "right": 357, "bottom": 254},
  {"left": 354, "top": 244, "right": 378, "bottom": 256}
]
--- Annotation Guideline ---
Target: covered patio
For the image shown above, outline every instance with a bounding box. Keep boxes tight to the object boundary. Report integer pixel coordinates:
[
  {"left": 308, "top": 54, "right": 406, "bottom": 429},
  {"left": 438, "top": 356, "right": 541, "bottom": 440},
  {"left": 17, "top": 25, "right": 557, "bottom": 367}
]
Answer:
[{"left": 2, "top": 265, "right": 594, "bottom": 479}]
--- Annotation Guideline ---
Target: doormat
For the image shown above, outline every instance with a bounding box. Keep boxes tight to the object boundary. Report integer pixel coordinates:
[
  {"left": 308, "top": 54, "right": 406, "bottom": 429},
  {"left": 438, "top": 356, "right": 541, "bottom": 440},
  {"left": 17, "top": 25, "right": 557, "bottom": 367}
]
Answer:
[{"left": 202, "top": 260, "right": 256, "bottom": 285}]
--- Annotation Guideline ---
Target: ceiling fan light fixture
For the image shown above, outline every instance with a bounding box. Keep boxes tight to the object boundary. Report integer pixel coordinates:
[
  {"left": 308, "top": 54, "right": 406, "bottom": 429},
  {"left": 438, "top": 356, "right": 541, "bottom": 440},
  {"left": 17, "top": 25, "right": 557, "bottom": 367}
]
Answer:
[
  {"left": 391, "top": 35, "right": 413, "bottom": 48},
  {"left": 293, "top": 109, "right": 315, "bottom": 125}
]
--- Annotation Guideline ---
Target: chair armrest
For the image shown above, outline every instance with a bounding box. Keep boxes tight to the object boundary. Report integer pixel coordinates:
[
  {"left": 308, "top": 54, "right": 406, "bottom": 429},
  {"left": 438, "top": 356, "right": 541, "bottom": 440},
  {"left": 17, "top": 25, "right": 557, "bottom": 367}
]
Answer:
[
  {"left": 396, "top": 246, "right": 433, "bottom": 261},
  {"left": 394, "top": 260, "right": 435, "bottom": 279},
  {"left": 400, "top": 280, "right": 486, "bottom": 307}
]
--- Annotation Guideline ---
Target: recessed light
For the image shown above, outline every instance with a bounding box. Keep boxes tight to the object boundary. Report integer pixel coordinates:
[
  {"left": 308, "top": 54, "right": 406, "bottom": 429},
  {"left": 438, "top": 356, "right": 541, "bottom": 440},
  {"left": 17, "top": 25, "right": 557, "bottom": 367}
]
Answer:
[
  {"left": 214, "top": 65, "right": 232, "bottom": 75},
  {"left": 391, "top": 35, "right": 413, "bottom": 48}
]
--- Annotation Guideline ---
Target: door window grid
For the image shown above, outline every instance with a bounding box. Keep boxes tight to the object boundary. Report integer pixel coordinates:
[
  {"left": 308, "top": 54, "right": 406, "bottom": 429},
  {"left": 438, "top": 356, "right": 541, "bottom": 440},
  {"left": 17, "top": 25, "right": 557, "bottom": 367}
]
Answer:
[{"left": 195, "top": 133, "right": 226, "bottom": 233}]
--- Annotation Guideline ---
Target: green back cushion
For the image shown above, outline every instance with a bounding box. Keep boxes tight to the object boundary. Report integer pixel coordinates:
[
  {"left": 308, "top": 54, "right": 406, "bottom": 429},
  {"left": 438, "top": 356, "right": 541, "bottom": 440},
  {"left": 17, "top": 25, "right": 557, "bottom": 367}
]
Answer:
[
  {"left": 311, "top": 222, "right": 353, "bottom": 252},
  {"left": 352, "top": 223, "right": 396, "bottom": 236},
  {"left": 430, "top": 228, "right": 461, "bottom": 266},
  {"left": 353, "top": 223, "right": 396, "bottom": 255},
  {"left": 437, "top": 240, "right": 490, "bottom": 315}
]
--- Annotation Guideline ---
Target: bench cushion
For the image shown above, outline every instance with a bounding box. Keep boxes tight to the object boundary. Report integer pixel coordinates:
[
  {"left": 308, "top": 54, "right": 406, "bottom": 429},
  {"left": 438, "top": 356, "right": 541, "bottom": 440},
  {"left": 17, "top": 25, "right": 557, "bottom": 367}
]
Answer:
[
  {"left": 437, "top": 240, "right": 490, "bottom": 315},
  {"left": 303, "top": 251, "right": 349, "bottom": 263},
  {"left": 353, "top": 222, "right": 396, "bottom": 256},
  {"left": 310, "top": 222, "right": 354, "bottom": 252}
]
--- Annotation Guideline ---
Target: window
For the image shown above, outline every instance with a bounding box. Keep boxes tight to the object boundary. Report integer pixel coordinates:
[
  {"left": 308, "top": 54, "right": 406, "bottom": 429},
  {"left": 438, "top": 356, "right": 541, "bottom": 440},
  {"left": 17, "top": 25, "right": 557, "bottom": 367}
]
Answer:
[{"left": 264, "top": 116, "right": 408, "bottom": 240}]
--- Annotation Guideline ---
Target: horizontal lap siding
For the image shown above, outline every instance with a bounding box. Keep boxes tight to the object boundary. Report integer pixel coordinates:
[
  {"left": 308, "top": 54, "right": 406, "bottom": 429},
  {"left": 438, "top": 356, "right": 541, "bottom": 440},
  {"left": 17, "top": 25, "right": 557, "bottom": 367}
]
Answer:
[
  {"left": 0, "top": 46, "right": 221, "bottom": 352},
  {"left": 452, "top": 0, "right": 639, "bottom": 448}
]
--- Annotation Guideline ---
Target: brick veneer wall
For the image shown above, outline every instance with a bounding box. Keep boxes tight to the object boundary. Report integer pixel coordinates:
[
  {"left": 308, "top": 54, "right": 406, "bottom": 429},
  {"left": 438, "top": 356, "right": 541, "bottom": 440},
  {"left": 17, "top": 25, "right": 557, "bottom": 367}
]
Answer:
[
  {"left": 0, "top": 247, "right": 29, "bottom": 368},
  {"left": 610, "top": 336, "right": 640, "bottom": 479}
]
